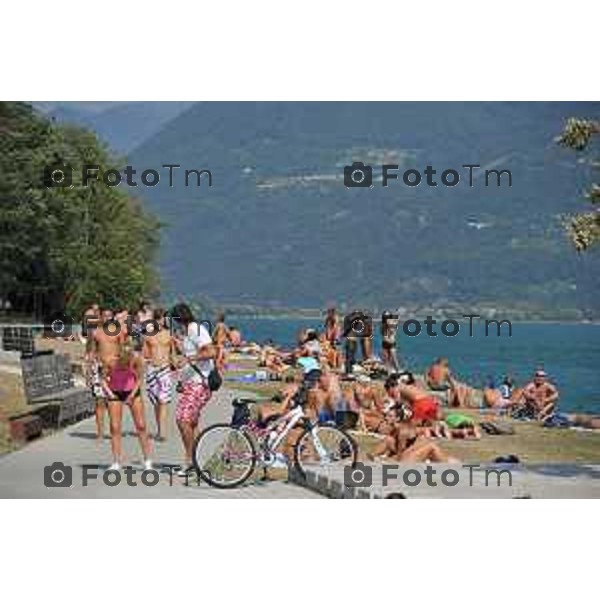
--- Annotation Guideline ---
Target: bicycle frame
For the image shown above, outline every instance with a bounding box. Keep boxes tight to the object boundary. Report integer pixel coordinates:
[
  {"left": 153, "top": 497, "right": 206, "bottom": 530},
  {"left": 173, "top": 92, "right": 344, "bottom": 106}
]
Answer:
[
  {"left": 264, "top": 405, "right": 304, "bottom": 452},
  {"left": 256, "top": 405, "right": 329, "bottom": 462}
]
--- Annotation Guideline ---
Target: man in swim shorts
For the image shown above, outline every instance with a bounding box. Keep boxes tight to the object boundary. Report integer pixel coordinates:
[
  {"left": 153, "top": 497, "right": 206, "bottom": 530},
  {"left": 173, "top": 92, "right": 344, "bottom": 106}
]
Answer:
[
  {"left": 522, "top": 370, "right": 559, "bottom": 421},
  {"left": 143, "top": 308, "right": 176, "bottom": 441},
  {"left": 86, "top": 308, "right": 122, "bottom": 440}
]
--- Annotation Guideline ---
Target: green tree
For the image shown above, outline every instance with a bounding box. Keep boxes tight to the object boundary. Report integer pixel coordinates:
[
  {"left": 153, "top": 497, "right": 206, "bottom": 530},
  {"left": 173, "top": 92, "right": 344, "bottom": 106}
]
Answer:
[
  {"left": 0, "top": 102, "right": 160, "bottom": 316},
  {"left": 557, "top": 117, "right": 600, "bottom": 251}
]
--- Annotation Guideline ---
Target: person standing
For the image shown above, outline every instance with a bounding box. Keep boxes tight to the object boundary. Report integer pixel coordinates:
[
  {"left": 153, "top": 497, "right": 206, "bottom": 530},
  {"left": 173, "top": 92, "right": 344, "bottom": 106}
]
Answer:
[
  {"left": 212, "top": 312, "right": 229, "bottom": 373},
  {"left": 324, "top": 307, "right": 342, "bottom": 371},
  {"left": 143, "top": 308, "right": 177, "bottom": 441},
  {"left": 102, "top": 342, "right": 153, "bottom": 471},
  {"left": 172, "top": 303, "right": 216, "bottom": 475},
  {"left": 381, "top": 311, "right": 400, "bottom": 373},
  {"left": 86, "top": 308, "right": 121, "bottom": 440}
]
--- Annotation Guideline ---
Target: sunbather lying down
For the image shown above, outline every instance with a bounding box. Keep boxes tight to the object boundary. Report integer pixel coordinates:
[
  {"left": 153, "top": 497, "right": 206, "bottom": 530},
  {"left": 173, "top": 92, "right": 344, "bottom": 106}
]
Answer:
[
  {"left": 545, "top": 413, "right": 600, "bottom": 429},
  {"left": 567, "top": 414, "right": 600, "bottom": 429},
  {"left": 368, "top": 423, "right": 459, "bottom": 463}
]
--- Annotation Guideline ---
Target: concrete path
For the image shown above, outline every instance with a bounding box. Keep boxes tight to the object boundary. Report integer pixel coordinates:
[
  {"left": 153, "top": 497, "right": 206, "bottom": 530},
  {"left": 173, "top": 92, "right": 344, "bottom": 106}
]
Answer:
[{"left": 0, "top": 387, "right": 320, "bottom": 499}]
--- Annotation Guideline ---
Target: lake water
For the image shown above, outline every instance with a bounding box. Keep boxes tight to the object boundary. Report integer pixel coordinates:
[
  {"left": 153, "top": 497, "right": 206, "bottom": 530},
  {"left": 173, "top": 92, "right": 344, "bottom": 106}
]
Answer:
[{"left": 233, "top": 317, "right": 600, "bottom": 414}]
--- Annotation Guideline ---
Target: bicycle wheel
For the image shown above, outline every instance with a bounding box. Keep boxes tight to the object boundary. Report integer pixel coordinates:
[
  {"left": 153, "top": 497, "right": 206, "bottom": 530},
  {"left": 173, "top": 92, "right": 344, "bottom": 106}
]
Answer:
[
  {"left": 192, "top": 423, "right": 257, "bottom": 489},
  {"left": 293, "top": 424, "right": 357, "bottom": 477}
]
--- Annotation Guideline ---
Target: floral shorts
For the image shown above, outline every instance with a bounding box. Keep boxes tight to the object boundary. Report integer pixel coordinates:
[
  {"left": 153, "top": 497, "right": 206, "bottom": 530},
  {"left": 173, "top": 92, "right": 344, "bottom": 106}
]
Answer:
[{"left": 175, "top": 380, "right": 211, "bottom": 424}]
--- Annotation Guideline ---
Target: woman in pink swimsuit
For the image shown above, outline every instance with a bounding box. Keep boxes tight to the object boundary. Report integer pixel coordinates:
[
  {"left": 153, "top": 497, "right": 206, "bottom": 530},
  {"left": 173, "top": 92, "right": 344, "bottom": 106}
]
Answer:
[{"left": 103, "top": 344, "right": 153, "bottom": 471}]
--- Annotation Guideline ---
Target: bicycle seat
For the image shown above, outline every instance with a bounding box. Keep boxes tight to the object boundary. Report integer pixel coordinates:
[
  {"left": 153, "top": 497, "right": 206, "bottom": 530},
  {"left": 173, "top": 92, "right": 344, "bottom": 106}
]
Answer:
[{"left": 232, "top": 398, "right": 257, "bottom": 407}]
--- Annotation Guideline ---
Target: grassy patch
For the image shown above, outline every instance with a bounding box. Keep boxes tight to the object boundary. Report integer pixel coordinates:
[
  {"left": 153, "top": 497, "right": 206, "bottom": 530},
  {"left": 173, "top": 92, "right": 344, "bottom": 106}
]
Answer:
[{"left": 0, "top": 373, "right": 28, "bottom": 455}]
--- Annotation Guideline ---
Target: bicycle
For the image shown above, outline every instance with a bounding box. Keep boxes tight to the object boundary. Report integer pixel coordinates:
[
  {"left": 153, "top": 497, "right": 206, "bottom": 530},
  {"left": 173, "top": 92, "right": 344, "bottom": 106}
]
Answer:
[{"left": 192, "top": 395, "right": 358, "bottom": 489}]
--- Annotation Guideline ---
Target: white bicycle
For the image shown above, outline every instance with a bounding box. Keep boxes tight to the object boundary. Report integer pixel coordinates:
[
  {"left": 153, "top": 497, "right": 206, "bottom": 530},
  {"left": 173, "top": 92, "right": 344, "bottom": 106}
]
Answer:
[{"left": 192, "top": 394, "right": 358, "bottom": 489}]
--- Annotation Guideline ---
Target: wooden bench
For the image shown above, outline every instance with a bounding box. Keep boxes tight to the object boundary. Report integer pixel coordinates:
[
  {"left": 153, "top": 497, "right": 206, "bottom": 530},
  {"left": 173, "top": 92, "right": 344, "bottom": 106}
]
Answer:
[{"left": 19, "top": 352, "right": 95, "bottom": 428}]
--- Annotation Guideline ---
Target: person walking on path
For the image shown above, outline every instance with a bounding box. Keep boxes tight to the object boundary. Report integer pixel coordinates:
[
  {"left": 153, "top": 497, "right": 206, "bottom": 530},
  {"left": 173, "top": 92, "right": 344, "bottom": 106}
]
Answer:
[
  {"left": 172, "top": 303, "right": 216, "bottom": 476},
  {"left": 143, "top": 308, "right": 177, "bottom": 442}
]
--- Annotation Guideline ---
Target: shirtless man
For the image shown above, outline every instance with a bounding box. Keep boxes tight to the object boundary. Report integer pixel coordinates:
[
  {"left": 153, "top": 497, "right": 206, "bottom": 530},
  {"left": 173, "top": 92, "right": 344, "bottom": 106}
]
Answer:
[
  {"left": 347, "top": 375, "right": 389, "bottom": 434},
  {"left": 312, "top": 369, "right": 345, "bottom": 422},
  {"left": 114, "top": 308, "right": 131, "bottom": 343},
  {"left": 133, "top": 300, "right": 153, "bottom": 353},
  {"left": 80, "top": 304, "right": 99, "bottom": 344},
  {"left": 212, "top": 313, "right": 229, "bottom": 372},
  {"left": 398, "top": 371, "right": 445, "bottom": 434},
  {"left": 86, "top": 308, "right": 123, "bottom": 439},
  {"left": 143, "top": 308, "right": 177, "bottom": 441},
  {"left": 425, "top": 357, "right": 474, "bottom": 408},
  {"left": 522, "top": 370, "right": 559, "bottom": 420}
]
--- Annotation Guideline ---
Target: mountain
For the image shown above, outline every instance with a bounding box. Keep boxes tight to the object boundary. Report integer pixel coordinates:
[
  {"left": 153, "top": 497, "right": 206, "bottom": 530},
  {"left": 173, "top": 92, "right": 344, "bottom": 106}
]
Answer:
[
  {"left": 126, "top": 102, "right": 600, "bottom": 316},
  {"left": 34, "top": 101, "right": 194, "bottom": 154}
]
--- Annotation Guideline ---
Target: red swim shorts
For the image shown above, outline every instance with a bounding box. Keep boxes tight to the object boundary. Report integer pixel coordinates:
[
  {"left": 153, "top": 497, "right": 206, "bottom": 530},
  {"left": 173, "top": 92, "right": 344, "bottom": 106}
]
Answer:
[
  {"left": 412, "top": 397, "right": 439, "bottom": 422},
  {"left": 175, "top": 380, "right": 211, "bottom": 424}
]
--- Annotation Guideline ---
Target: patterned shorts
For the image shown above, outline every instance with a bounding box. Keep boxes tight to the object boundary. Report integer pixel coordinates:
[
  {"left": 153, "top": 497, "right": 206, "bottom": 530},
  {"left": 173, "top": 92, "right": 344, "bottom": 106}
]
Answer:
[
  {"left": 88, "top": 361, "right": 108, "bottom": 402},
  {"left": 146, "top": 364, "right": 174, "bottom": 405},
  {"left": 175, "top": 380, "right": 211, "bottom": 424}
]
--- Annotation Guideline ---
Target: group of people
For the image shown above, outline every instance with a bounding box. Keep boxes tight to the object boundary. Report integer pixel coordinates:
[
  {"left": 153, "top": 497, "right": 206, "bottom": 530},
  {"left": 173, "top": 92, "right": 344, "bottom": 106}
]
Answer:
[
  {"left": 239, "top": 305, "right": 578, "bottom": 462},
  {"left": 82, "top": 302, "right": 237, "bottom": 474},
  {"left": 77, "top": 299, "right": 597, "bottom": 472}
]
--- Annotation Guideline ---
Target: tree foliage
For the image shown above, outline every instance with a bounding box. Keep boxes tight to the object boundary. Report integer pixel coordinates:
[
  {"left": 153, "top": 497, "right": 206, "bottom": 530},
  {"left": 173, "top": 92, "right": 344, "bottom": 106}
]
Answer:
[
  {"left": 557, "top": 117, "right": 600, "bottom": 252},
  {"left": 0, "top": 102, "right": 159, "bottom": 316}
]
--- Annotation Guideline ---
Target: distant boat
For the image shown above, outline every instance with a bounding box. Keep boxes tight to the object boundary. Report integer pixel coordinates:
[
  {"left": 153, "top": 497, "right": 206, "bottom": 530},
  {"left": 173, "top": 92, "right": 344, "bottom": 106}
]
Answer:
[{"left": 467, "top": 219, "right": 491, "bottom": 230}]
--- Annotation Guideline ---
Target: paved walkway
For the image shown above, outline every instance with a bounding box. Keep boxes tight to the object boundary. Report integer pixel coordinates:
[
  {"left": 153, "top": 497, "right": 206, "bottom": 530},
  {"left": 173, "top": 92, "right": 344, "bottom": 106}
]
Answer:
[{"left": 0, "top": 386, "right": 320, "bottom": 498}]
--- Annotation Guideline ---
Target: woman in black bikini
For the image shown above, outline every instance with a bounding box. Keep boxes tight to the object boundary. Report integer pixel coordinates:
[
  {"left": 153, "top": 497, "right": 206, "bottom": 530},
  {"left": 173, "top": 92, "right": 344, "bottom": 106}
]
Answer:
[{"left": 381, "top": 311, "right": 400, "bottom": 373}]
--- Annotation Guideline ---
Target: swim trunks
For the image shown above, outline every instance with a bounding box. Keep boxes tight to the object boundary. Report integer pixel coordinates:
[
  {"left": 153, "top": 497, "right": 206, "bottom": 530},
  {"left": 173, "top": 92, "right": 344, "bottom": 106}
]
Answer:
[
  {"left": 146, "top": 364, "right": 174, "bottom": 405},
  {"left": 88, "top": 361, "right": 108, "bottom": 402},
  {"left": 412, "top": 397, "right": 439, "bottom": 422}
]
